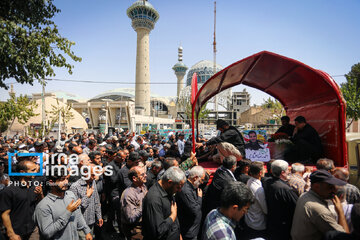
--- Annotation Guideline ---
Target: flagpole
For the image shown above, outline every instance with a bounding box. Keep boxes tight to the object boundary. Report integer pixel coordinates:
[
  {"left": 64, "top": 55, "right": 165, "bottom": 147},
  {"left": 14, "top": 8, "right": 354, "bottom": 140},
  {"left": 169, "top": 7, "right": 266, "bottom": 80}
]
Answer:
[{"left": 191, "top": 73, "right": 198, "bottom": 153}]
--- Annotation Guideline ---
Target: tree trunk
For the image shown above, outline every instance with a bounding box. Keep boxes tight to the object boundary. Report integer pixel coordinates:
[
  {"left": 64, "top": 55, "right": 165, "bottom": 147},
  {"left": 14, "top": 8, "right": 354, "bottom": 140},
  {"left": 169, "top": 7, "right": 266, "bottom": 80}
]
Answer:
[{"left": 346, "top": 118, "right": 354, "bottom": 130}]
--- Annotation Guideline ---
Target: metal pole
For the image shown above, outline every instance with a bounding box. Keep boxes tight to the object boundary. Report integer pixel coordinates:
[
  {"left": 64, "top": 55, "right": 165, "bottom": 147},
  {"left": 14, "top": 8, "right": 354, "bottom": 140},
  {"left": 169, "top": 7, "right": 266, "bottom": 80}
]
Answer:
[
  {"left": 213, "top": 1, "right": 218, "bottom": 114},
  {"left": 42, "top": 83, "right": 46, "bottom": 139},
  {"left": 105, "top": 104, "right": 108, "bottom": 135},
  {"left": 58, "top": 109, "right": 61, "bottom": 140}
]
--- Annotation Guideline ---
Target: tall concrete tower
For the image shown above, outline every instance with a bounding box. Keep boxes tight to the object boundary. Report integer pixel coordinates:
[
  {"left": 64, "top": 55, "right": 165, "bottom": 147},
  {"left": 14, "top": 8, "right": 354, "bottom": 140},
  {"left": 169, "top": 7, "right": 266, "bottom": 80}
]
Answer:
[
  {"left": 172, "top": 46, "right": 188, "bottom": 99},
  {"left": 127, "top": 0, "right": 159, "bottom": 115}
]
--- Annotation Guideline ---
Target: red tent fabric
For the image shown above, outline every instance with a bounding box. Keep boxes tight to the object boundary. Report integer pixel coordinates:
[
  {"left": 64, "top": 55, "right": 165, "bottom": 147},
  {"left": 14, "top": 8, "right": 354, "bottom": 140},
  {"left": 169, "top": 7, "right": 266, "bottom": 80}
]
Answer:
[{"left": 192, "top": 51, "right": 347, "bottom": 166}]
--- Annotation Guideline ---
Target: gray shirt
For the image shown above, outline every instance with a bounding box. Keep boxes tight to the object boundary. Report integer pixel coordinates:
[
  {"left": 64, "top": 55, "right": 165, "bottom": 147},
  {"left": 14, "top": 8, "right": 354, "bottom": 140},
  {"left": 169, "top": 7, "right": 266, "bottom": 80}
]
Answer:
[
  {"left": 33, "top": 191, "right": 90, "bottom": 240},
  {"left": 70, "top": 179, "right": 102, "bottom": 226}
]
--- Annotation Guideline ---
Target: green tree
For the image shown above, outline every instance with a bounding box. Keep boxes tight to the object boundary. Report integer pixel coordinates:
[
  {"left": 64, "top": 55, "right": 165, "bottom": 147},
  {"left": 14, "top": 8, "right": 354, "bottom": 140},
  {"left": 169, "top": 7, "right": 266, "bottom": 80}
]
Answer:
[
  {"left": 341, "top": 63, "right": 360, "bottom": 128},
  {"left": 48, "top": 99, "right": 75, "bottom": 133},
  {"left": 0, "top": 94, "right": 38, "bottom": 133},
  {"left": 185, "top": 102, "right": 210, "bottom": 120},
  {"left": 0, "top": 0, "right": 81, "bottom": 89},
  {"left": 261, "top": 97, "right": 285, "bottom": 123}
]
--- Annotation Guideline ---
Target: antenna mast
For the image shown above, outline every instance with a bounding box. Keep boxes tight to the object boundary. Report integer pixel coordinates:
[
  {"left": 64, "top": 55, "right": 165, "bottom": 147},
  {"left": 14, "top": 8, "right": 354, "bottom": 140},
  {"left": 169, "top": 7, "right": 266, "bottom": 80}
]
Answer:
[{"left": 213, "top": 1, "right": 218, "bottom": 112}]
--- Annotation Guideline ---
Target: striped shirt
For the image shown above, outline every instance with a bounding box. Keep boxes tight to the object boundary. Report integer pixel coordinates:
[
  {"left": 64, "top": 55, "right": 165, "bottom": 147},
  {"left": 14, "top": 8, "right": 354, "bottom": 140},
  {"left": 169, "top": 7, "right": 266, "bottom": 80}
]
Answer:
[
  {"left": 344, "top": 183, "right": 360, "bottom": 204},
  {"left": 288, "top": 173, "right": 306, "bottom": 196}
]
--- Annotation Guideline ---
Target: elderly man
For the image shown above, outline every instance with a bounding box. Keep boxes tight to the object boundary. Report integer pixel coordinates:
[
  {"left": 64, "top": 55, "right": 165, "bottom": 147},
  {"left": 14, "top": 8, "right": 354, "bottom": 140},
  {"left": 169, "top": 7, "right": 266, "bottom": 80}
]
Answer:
[
  {"left": 142, "top": 167, "right": 186, "bottom": 240},
  {"left": 333, "top": 168, "right": 360, "bottom": 204},
  {"left": 263, "top": 159, "right": 298, "bottom": 240},
  {"left": 316, "top": 158, "right": 336, "bottom": 173},
  {"left": 70, "top": 164, "right": 103, "bottom": 239},
  {"left": 202, "top": 156, "right": 237, "bottom": 220},
  {"left": 68, "top": 153, "right": 90, "bottom": 184},
  {"left": 288, "top": 162, "right": 308, "bottom": 196},
  {"left": 146, "top": 160, "right": 162, "bottom": 189},
  {"left": 202, "top": 182, "right": 254, "bottom": 240},
  {"left": 291, "top": 170, "right": 349, "bottom": 240},
  {"left": 120, "top": 166, "right": 148, "bottom": 240},
  {"left": 176, "top": 166, "right": 206, "bottom": 240}
]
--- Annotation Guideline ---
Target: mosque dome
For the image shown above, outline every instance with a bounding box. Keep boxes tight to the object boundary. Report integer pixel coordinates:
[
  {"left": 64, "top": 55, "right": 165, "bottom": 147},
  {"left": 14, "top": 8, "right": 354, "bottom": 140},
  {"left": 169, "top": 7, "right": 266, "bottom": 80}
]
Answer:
[{"left": 186, "top": 60, "right": 223, "bottom": 86}]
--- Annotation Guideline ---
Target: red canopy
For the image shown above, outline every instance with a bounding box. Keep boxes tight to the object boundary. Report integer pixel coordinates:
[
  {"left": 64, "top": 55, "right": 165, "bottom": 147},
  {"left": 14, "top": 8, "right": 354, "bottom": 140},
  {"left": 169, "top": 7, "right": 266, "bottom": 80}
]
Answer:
[{"left": 193, "top": 51, "right": 347, "bottom": 166}]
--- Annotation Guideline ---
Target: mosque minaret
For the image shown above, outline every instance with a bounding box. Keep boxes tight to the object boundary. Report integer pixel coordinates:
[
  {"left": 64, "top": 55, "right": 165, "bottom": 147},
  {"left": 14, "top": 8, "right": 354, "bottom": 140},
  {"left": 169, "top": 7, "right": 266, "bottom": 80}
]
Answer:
[{"left": 127, "top": 0, "right": 159, "bottom": 115}]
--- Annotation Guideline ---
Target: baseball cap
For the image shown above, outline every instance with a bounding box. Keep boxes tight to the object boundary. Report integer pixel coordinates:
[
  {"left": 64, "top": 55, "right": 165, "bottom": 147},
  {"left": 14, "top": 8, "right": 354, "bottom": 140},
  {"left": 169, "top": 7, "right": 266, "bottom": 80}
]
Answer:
[{"left": 310, "top": 170, "right": 346, "bottom": 186}]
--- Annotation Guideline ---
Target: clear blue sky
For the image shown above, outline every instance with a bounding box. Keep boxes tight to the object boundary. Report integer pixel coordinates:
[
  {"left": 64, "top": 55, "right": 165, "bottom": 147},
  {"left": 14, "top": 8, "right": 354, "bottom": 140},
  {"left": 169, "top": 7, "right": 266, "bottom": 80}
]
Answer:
[{"left": 1, "top": 0, "right": 360, "bottom": 105}]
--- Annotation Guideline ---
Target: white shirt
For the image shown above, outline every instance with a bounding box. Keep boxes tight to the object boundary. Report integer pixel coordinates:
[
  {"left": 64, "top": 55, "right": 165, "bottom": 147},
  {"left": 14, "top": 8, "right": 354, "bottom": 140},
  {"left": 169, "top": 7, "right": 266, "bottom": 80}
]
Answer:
[
  {"left": 131, "top": 139, "right": 140, "bottom": 150},
  {"left": 177, "top": 139, "right": 185, "bottom": 155},
  {"left": 245, "top": 177, "right": 267, "bottom": 230}
]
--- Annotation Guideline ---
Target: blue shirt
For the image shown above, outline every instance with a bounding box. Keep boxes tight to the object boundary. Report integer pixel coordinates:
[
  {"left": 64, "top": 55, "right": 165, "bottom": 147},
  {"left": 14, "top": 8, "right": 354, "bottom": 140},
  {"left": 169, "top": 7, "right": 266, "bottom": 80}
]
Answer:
[{"left": 202, "top": 209, "right": 236, "bottom": 240}]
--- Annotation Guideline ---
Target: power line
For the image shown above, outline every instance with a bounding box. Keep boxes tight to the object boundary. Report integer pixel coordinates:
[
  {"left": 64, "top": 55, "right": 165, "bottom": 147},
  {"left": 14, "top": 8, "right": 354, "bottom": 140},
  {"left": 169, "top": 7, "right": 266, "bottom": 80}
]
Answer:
[
  {"left": 45, "top": 78, "right": 178, "bottom": 84},
  {"left": 4, "top": 74, "right": 346, "bottom": 87}
]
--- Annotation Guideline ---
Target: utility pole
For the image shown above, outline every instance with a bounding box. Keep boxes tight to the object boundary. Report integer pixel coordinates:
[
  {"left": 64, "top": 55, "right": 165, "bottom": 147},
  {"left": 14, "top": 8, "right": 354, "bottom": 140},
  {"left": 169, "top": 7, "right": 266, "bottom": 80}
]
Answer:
[
  {"left": 42, "top": 82, "right": 46, "bottom": 139},
  {"left": 213, "top": 1, "right": 218, "bottom": 115},
  {"left": 58, "top": 109, "right": 61, "bottom": 140}
]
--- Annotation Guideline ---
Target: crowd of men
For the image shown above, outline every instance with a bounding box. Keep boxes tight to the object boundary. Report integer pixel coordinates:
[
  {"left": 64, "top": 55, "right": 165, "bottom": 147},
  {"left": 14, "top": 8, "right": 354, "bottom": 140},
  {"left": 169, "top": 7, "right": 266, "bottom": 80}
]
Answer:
[{"left": 0, "top": 117, "right": 359, "bottom": 240}]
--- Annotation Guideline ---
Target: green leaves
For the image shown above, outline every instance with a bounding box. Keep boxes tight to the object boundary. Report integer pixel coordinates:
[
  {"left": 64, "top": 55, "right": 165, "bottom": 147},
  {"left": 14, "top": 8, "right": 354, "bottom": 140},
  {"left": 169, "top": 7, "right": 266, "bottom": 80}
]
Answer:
[
  {"left": 341, "top": 63, "right": 360, "bottom": 123},
  {"left": 261, "top": 97, "right": 285, "bottom": 123},
  {"left": 185, "top": 102, "right": 210, "bottom": 120},
  {"left": 0, "top": 0, "right": 81, "bottom": 89},
  {"left": 0, "top": 94, "right": 38, "bottom": 133}
]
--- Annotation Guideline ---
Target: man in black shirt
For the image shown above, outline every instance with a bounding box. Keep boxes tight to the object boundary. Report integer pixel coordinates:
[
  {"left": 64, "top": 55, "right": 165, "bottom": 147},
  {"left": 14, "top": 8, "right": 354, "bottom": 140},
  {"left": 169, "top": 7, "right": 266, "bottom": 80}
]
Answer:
[
  {"left": 104, "top": 149, "right": 124, "bottom": 232},
  {"left": 286, "top": 116, "right": 323, "bottom": 163},
  {"left": 196, "top": 119, "right": 245, "bottom": 162},
  {"left": 142, "top": 167, "right": 186, "bottom": 240},
  {"left": 146, "top": 160, "right": 162, "bottom": 190},
  {"left": 275, "top": 116, "right": 295, "bottom": 137},
  {"left": 263, "top": 160, "right": 298, "bottom": 240},
  {"left": 202, "top": 156, "right": 237, "bottom": 221},
  {"left": 0, "top": 160, "right": 43, "bottom": 240},
  {"left": 118, "top": 151, "right": 140, "bottom": 197},
  {"left": 176, "top": 166, "right": 206, "bottom": 240}
]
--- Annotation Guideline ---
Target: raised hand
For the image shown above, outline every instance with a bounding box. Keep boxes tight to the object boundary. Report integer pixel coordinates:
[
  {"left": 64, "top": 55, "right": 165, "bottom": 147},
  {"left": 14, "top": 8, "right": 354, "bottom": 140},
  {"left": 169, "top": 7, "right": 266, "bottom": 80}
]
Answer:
[
  {"left": 86, "top": 184, "right": 94, "bottom": 198},
  {"left": 66, "top": 199, "right": 82, "bottom": 212}
]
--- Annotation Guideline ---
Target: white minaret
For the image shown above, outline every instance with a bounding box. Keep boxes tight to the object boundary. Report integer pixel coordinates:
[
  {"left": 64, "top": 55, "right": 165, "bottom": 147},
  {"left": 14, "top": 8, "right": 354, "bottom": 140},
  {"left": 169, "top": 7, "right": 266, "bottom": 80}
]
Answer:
[
  {"left": 172, "top": 46, "right": 188, "bottom": 99},
  {"left": 127, "top": 0, "right": 159, "bottom": 115}
]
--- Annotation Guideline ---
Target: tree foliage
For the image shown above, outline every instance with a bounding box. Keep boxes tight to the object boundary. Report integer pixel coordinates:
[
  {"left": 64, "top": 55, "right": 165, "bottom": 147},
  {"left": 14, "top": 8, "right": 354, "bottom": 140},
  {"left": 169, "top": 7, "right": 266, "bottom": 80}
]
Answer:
[
  {"left": 0, "top": 94, "right": 38, "bottom": 133},
  {"left": 185, "top": 102, "right": 210, "bottom": 120},
  {"left": 48, "top": 99, "right": 75, "bottom": 132},
  {"left": 341, "top": 63, "right": 360, "bottom": 127},
  {"left": 0, "top": 0, "right": 81, "bottom": 89},
  {"left": 261, "top": 97, "right": 285, "bottom": 123}
]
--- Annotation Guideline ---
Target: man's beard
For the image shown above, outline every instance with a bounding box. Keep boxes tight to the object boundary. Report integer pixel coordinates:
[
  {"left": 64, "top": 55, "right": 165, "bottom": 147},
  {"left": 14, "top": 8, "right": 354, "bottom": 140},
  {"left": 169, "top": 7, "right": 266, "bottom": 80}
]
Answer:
[
  {"left": 55, "top": 183, "right": 68, "bottom": 192},
  {"left": 193, "top": 179, "right": 201, "bottom": 189}
]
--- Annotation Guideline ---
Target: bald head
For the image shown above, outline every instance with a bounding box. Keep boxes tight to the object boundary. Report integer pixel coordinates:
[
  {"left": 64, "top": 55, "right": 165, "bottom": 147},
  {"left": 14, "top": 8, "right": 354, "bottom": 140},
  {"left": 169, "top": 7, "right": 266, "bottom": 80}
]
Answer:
[
  {"left": 333, "top": 168, "right": 349, "bottom": 182},
  {"left": 78, "top": 154, "right": 90, "bottom": 167},
  {"left": 316, "top": 158, "right": 335, "bottom": 172}
]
